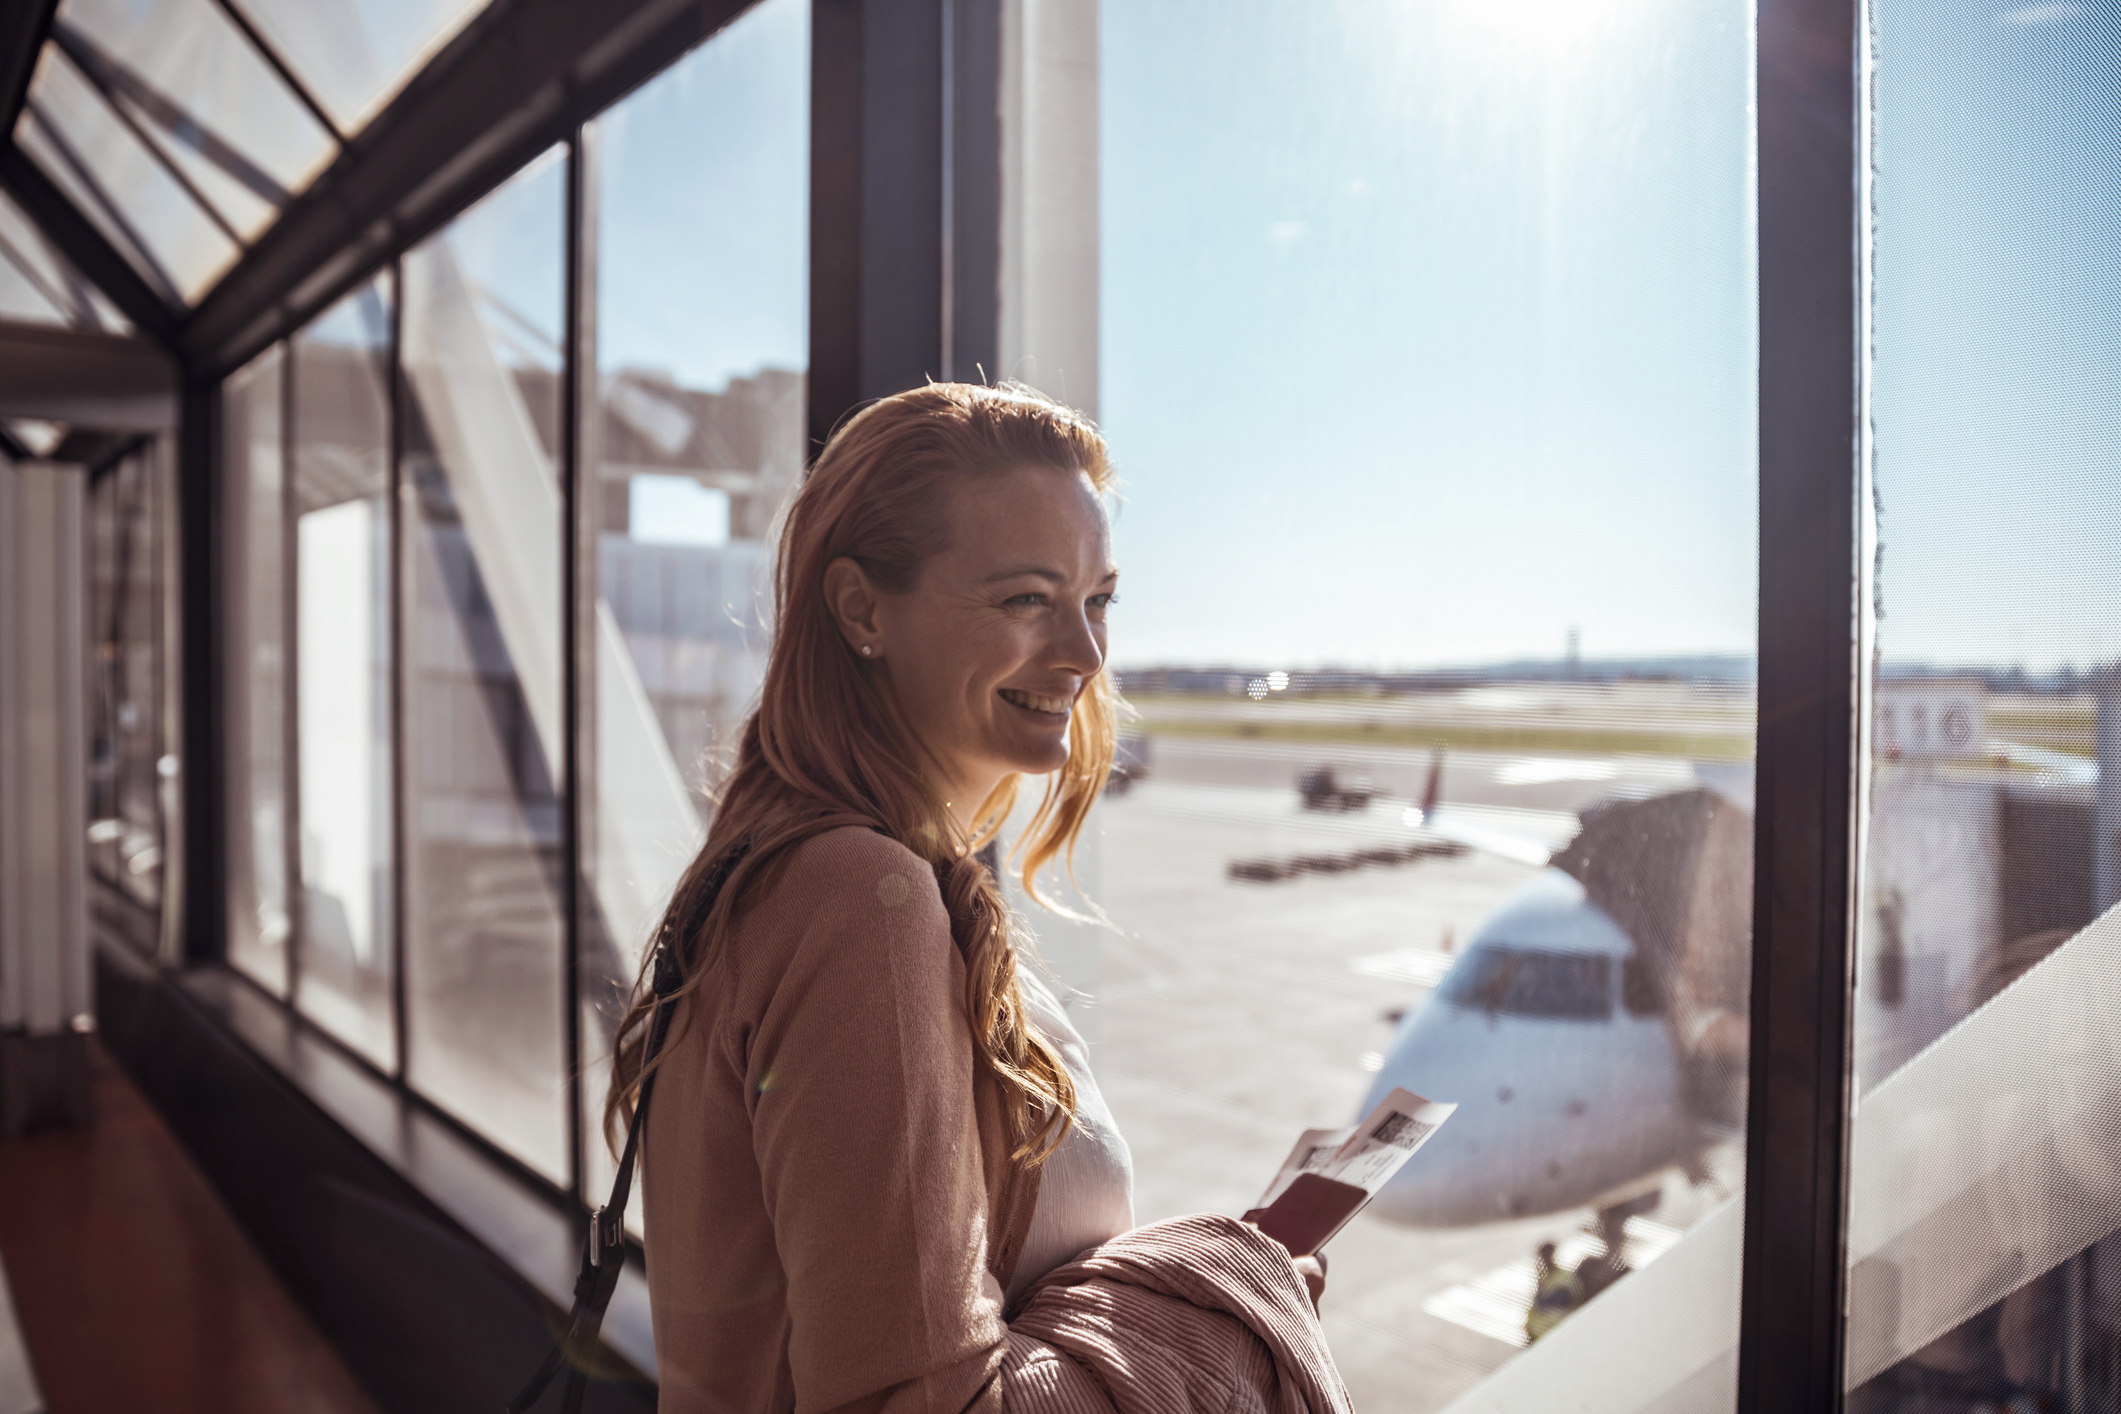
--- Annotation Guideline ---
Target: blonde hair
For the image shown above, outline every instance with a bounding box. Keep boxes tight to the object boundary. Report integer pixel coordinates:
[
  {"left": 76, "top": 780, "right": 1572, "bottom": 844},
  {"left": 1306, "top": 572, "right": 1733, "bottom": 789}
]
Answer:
[{"left": 603, "top": 382, "right": 1117, "bottom": 1166}]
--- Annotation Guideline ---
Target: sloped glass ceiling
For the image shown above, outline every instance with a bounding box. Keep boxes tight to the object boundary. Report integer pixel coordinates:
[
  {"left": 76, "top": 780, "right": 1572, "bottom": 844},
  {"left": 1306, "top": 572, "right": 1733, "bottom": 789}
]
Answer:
[
  {"left": 227, "top": 0, "right": 491, "bottom": 135},
  {"left": 7, "top": 0, "right": 494, "bottom": 308},
  {"left": 0, "top": 184, "right": 129, "bottom": 331}
]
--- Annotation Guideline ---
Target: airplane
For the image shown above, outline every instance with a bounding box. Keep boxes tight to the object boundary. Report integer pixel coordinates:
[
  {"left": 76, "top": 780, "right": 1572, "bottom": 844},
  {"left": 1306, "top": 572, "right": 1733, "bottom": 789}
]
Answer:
[
  {"left": 1351, "top": 728, "right": 2088, "bottom": 1235},
  {"left": 1352, "top": 756, "right": 1755, "bottom": 1228}
]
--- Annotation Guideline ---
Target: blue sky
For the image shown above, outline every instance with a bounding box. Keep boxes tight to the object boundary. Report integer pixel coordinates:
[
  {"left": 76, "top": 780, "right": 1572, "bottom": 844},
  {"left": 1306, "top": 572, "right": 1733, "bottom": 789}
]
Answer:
[
  {"left": 594, "top": 0, "right": 810, "bottom": 388},
  {"left": 1099, "top": 0, "right": 1759, "bottom": 669},
  {"left": 566, "top": 0, "right": 2117, "bottom": 675},
  {"left": 1867, "top": 0, "right": 2121, "bottom": 674}
]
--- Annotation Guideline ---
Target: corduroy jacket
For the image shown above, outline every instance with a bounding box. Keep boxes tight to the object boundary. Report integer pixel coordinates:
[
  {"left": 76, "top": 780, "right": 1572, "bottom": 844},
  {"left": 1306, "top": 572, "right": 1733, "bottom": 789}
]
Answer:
[{"left": 642, "top": 825, "right": 1345, "bottom": 1414}]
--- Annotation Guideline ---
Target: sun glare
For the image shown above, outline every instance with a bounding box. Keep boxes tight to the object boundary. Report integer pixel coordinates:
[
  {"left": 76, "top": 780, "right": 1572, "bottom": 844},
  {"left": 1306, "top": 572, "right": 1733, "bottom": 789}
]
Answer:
[{"left": 1436, "top": 0, "right": 1655, "bottom": 53}]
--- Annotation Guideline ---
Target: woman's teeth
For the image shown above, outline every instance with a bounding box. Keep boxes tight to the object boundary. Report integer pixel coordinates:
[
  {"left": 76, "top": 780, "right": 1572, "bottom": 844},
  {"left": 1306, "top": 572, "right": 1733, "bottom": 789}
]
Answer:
[{"left": 1000, "top": 688, "right": 1071, "bottom": 716}]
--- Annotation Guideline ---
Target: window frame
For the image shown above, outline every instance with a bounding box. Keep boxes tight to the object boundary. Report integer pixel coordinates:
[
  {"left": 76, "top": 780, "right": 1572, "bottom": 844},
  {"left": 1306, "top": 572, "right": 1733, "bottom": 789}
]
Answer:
[
  {"left": 172, "top": 0, "right": 849, "bottom": 1231},
  {"left": 1738, "top": 1, "right": 1864, "bottom": 1407}
]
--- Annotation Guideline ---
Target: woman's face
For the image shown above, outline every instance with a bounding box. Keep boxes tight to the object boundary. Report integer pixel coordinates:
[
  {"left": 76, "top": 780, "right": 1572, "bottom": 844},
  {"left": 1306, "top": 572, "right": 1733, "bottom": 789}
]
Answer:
[{"left": 831, "top": 463, "right": 1117, "bottom": 821}]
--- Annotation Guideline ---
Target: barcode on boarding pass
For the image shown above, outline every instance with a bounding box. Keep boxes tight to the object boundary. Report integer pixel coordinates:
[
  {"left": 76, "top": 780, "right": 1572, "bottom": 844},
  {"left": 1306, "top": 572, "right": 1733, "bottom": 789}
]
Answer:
[{"left": 1371, "top": 1113, "right": 1435, "bottom": 1149}]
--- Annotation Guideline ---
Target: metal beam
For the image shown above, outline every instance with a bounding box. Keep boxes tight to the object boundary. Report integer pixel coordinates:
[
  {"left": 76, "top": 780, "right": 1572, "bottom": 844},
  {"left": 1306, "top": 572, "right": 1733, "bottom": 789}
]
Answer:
[
  {"left": 946, "top": 0, "right": 1002, "bottom": 385},
  {"left": 1738, "top": 0, "right": 1862, "bottom": 1409},
  {"left": 175, "top": 370, "right": 222, "bottom": 966},
  {"left": 808, "top": 0, "right": 864, "bottom": 454},
  {"left": 808, "top": 0, "right": 1004, "bottom": 455},
  {"left": 180, "top": 0, "right": 753, "bottom": 379},
  {"left": 0, "top": 317, "right": 176, "bottom": 429},
  {"left": 0, "top": 0, "right": 57, "bottom": 138},
  {"left": 0, "top": 143, "right": 180, "bottom": 347},
  {"left": 562, "top": 129, "right": 593, "bottom": 1209}
]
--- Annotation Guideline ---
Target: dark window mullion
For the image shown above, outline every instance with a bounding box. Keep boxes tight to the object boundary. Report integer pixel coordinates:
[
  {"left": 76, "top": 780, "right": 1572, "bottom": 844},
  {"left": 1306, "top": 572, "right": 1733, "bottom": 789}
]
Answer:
[
  {"left": 562, "top": 125, "right": 605, "bottom": 1212},
  {"left": 389, "top": 258, "right": 410, "bottom": 1087},
  {"left": 1738, "top": 0, "right": 1863, "bottom": 1407},
  {"left": 280, "top": 339, "right": 305, "bottom": 1012}
]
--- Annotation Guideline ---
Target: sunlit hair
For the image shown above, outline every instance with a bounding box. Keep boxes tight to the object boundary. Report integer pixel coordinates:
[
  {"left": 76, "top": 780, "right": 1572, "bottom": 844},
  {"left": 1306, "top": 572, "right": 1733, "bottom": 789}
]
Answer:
[{"left": 604, "top": 381, "right": 1117, "bottom": 1167}]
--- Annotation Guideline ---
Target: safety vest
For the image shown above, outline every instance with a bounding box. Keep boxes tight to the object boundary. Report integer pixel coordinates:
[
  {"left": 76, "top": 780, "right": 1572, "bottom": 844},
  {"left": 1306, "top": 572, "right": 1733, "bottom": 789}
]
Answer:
[{"left": 1525, "top": 1263, "right": 1585, "bottom": 1343}]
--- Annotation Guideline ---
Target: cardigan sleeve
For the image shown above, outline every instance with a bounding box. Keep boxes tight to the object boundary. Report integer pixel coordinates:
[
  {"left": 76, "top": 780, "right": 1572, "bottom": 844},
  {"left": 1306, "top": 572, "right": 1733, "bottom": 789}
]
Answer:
[{"left": 744, "top": 828, "right": 1011, "bottom": 1414}]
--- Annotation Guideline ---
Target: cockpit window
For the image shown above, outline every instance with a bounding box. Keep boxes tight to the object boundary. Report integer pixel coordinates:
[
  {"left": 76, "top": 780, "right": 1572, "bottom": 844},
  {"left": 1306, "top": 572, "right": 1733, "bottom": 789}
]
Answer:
[{"left": 1441, "top": 946, "right": 1614, "bottom": 1021}]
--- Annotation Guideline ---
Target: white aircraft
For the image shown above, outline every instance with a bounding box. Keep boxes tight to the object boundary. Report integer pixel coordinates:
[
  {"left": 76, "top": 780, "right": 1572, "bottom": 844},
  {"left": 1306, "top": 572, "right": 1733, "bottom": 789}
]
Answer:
[{"left": 1357, "top": 762, "right": 1755, "bottom": 1227}]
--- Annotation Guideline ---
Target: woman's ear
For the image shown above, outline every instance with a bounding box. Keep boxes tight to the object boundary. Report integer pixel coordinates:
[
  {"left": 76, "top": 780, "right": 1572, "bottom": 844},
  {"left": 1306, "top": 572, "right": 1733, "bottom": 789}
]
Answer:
[{"left": 822, "top": 556, "right": 885, "bottom": 658}]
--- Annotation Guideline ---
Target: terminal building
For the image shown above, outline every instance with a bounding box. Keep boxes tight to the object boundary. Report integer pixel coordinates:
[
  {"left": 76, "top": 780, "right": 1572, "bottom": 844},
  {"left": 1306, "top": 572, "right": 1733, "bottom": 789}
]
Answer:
[{"left": 0, "top": 1, "right": 2117, "bottom": 1411}]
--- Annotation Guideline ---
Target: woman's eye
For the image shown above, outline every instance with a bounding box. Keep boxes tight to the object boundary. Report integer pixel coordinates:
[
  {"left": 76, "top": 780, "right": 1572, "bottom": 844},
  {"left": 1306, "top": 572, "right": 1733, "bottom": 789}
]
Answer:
[
  {"left": 1005, "top": 592, "right": 1047, "bottom": 607},
  {"left": 1089, "top": 593, "right": 1117, "bottom": 610}
]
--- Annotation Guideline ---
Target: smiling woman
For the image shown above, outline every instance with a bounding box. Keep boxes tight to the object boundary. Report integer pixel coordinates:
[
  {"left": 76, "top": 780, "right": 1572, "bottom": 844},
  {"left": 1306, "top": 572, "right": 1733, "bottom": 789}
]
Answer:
[
  {"left": 596, "top": 382, "right": 1341, "bottom": 1411},
  {"left": 821, "top": 460, "right": 1119, "bottom": 822}
]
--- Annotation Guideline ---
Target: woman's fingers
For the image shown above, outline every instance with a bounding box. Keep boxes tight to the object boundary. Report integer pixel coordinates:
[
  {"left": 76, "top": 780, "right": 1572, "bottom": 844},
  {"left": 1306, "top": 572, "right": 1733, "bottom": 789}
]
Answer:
[{"left": 1294, "top": 1253, "right": 1327, "bottom": 1310}]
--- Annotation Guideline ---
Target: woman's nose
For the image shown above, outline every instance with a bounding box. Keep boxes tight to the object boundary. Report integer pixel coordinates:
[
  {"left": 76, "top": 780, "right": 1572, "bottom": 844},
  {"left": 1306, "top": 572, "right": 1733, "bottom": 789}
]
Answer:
[{"left": 1050, "top": 605, "right": 1104, "bottom": 674}]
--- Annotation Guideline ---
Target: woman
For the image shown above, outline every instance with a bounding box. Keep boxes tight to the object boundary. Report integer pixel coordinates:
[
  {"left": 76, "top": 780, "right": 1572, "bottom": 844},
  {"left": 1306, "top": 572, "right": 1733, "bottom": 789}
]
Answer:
[{"left": 608, "top": 383, "right": 1338, "bottom": 1412}]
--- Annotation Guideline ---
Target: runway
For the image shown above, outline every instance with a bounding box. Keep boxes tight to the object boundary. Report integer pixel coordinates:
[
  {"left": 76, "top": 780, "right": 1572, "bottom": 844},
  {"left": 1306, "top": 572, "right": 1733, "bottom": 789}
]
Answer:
[{"left": 1071, "top": 735, "right": 1748, "bottom": 1412}]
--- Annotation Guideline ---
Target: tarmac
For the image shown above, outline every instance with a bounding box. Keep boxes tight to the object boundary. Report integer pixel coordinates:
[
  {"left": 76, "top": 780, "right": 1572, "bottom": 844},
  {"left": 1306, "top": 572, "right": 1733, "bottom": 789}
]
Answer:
[{"left": 1078, "top": 735, "right": 1746, "bottom": 1412}]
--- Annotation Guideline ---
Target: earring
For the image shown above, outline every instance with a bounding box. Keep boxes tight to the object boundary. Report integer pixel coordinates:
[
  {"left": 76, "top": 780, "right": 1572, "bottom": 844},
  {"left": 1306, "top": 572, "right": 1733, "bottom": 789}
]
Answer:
[{"left": 860, "top": 644, "right": 873, "bottom": 657}]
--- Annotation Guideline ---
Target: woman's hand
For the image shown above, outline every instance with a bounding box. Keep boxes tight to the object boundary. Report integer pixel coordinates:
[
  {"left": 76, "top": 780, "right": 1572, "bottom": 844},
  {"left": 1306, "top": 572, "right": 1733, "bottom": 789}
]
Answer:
[
  {"left": 1294, "top": 1250, "right": 1327, "bottom": 1311},
  {"left": 1243, "top": 1213, "right": 1328, "bottom": 1311}
]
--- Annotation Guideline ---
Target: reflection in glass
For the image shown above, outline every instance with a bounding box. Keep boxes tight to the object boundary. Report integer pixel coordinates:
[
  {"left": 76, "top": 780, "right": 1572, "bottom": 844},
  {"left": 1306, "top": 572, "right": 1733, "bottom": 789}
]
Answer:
[
  {"left": 1845, "top": 5, "right": 2121, "bottom": 1407},
  {"left": 0, "top": 186, "right": 128, "bottom": 330},
  {"left": 86, "top": 441, "right": 174, "bottom": 921},
  {"left": 222, "top": 347, "right": 289, "bottom": 995},
  {"left": 291, "top": 277, "right": 396, "bottom": 1068},
  {"left": 400, "top": 151, "right": 567, "bottom": 1180},
  {"left": 227, "top": 0, "right": 491, "bottom": 136},
  {"left": 16, "top": 47, "right": 240, "bottom": 302},
  {"left": 0, "top": 237, "right": 65, "bottom": 326},
  {"left": 51, "top": 0, "right": 336, "bottom": 240},
  {"left": 582, "top": 0, "right": 808, "bottom": 1205},
  {"left": 1098, "top": 1, "right": 1756, "bottom": 1406}
]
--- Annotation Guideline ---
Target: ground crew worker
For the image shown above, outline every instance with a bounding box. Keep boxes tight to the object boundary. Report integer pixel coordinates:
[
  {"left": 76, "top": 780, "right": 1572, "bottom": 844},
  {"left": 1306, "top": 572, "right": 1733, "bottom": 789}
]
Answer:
[{"left": 1526, "top": 1241, "right": 1584, "bottom": 1342}]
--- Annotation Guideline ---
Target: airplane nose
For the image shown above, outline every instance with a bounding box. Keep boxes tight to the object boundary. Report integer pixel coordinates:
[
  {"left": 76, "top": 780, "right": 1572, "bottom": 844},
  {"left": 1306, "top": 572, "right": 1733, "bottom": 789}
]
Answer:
[{"left": 1359, "top": 1018, "right": 1533, "bottom": 1225}]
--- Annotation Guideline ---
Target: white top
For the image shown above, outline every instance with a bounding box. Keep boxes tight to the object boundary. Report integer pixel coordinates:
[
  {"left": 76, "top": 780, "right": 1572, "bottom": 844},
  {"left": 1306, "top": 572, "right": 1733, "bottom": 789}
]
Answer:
[{"left": 1004, "top": 970, "right": 1135, "bottom": 1307}]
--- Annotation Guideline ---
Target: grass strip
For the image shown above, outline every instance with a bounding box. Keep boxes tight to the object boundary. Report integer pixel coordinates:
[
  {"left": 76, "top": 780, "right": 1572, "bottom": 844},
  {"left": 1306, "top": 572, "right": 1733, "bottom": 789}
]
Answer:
[{"left": 1131, "top": 714, "right": 1756, "bottom": 761}]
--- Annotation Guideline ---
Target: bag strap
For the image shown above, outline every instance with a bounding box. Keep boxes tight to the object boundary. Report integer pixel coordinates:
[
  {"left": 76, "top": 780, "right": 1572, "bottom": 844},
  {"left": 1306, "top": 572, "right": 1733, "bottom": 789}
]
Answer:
[{"left": 508, "top": 843, "right": 750, "bottom": 1414}]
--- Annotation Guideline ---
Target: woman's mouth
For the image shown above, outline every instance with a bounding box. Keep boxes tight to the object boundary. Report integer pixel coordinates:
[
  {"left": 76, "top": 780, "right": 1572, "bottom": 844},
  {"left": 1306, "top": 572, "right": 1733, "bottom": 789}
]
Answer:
[{"left": 999, "top": 687, "right": 1072, "bottom": 718}]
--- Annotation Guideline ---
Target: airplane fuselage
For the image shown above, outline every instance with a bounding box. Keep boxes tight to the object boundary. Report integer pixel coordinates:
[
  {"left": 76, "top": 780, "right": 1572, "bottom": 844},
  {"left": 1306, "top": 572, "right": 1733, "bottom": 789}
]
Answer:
[{"left": 1358, "top": 868, "right": 1695, "bottom": 1226}]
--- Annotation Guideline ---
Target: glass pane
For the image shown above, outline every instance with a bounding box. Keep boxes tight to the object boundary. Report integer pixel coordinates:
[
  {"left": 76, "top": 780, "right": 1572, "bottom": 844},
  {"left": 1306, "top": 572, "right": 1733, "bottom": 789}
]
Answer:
[
  {"left": 582, "top": 0, "right": 808, "bottom": 1206},
  {"left": 0, "top": 239, "right": 68, "bottom": 325},
  {"left": 222, "top": 346, "right": 290, "bottom": 996},
  {"left": 14, "top": 104, "right": 164, "bottom": 306},
  {"left": 0, "top": 187, "right": 129, "bottom": 332},
  {"left": 17, "top": 48, "right": 238, "bottom": 303},
  {"left": 226, "top": 0, "right": 490, "bottom": 136},
  {"left": 291, "top": 277, "right": 396, "bottom": 1068},
  {"left": 400, "top": 150, "right": 567, "bottom": 1180},
  {"left": 52, "top": 0, "right": 337, "bottom": 241},
  {"left": 86, "top": 441, "right": 173, "bottom": 918},
  {"left": 1097, "top": 1, "right": 1756, "bottom": 1406},
  {"left": 1845, "top": 4, "right": 2121, "bottom": 1407}
]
